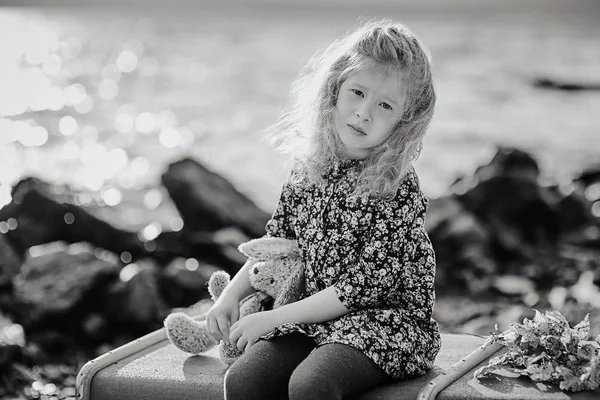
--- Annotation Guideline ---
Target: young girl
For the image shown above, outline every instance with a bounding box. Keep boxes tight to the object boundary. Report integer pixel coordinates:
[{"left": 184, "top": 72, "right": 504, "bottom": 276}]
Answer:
[{"left": 206, "top": 19, "right": 441, "bottom": 400}]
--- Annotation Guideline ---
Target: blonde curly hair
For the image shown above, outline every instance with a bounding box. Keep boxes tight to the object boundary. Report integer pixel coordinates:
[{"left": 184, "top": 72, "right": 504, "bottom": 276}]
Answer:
[{"left": 265, "top": 18, "right": 436, "bottom": 199}]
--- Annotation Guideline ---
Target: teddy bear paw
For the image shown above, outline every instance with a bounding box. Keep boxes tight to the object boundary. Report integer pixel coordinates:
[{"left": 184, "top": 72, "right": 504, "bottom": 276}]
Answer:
[
  {"left": 164, "top": 312, "right": 217, "bottom": 354},
  {"left": 219, "top": 342, "right": 243, "bottom": 365}
]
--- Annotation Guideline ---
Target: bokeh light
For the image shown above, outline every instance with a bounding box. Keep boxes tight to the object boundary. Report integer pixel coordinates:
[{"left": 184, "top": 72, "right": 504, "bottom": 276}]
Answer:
[
  {"left": 135, "top": 112, "right": 156, "bottom": 133},
  {"left": 131, "top": 156, "right": 149, "bottom": 175},
  {"left": 159, "top": 127, "right": 181, "bottom": 148},
  {"left": 64, "top": 83, "right": 87, "bottom": 106},
  {"left": 141, "top": 221, "right": 162, "bottom": 241},
  {"left": 75, "top": 95, "right": 94, "bottom": 114},
  {"left": 102, "top": 63, "right": 121, "bottom": 81},
  {"left": 143, "top": 189, "right": 162, "bottom": 210},
  {"left": 168, "top": 217, "right": 184, "bottom": 232},
  {"left": 120, "top": 251, "right": 132, "bottom": 264},
  {"left": 99, "top": 80, "right": 119, "bottom": 100},
  {"left": 115, "top": 112, "right": 134, "bottom": 133},
  {"left": 592, "top": 201, "right": 600, "bottom": 218},
  {"left": 116, "top": 50, "right": 138, "bottom": 73},
  {"left": 64, "top": 212, "right": 75, "bottom": 224},
  {"left": 185, "top": 258, "right": 199, "bottom": 271},
  {"left": 119, "top": 263, "right": 139, "bottom": 282},
  {"left": 102, "top": 186, "right": 123, "bottom": 206},
  {"left": 19, "top": 125, "right": 48, "bottom": 147},
  {"left": 585, "top": 183, "right": 600, "bottom": 202},
  {"left": 59, "top": 116, "right": 78, "bottom": 136}
]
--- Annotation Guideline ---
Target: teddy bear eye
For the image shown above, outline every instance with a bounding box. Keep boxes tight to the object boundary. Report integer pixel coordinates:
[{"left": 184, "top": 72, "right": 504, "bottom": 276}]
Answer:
[
  {"left": 254, "top": 267, "right": 259, "bottom": 274},
  {"left": 270, "top": 278, "right": 274, "bottom": 284}
]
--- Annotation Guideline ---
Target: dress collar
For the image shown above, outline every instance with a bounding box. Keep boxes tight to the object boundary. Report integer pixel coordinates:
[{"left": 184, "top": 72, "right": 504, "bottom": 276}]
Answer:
[{"left": 328, "top": 158, "right": 365, "bottom": 179}]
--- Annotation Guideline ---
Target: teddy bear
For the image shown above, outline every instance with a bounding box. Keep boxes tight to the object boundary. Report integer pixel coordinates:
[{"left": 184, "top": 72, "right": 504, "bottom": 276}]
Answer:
[{"left": 164, "top": 236, "right": 304, "bottom": 365}]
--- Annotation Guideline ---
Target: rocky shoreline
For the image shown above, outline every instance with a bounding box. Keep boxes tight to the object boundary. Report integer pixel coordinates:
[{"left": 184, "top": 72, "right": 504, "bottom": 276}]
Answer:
[{"left": 1, "top": 146, "right": 599, "bottom": 399}]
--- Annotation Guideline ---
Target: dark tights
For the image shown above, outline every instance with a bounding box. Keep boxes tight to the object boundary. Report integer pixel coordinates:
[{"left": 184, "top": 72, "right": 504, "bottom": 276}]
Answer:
[{"left": 224, "top": 333, "right": 390, "bottom": 400}]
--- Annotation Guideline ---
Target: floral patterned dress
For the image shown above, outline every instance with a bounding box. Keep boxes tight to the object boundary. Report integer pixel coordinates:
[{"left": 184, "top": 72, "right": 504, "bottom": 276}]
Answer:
[{"left": 260, "top": 159, "right": 441, "bottom": 379}]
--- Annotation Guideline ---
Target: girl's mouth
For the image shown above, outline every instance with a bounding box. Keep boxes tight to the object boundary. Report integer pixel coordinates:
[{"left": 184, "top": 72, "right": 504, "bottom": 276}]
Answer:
[{"left": 348, "top": 124, "right": 366, "bottom": 135}]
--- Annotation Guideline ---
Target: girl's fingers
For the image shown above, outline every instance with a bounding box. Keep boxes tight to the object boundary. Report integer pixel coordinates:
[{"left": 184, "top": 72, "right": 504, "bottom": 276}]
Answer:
[
  {"left": 235, "top": 335, "right": 248, "bottom": 352},
  {"left": 216, "top": 316, "right": 230, "bottom": 344},
  {"left": 245, "top": 338, "right": 255, "bottom": 354},
  {"left": 230, "top": 319, "right": 239, "bottom": 331},
  {"left": 207, "top": 316, "right": 223, "bottom": 342},
  {"left": 229, "top": 326, "right": 241, "bottom": 345}
]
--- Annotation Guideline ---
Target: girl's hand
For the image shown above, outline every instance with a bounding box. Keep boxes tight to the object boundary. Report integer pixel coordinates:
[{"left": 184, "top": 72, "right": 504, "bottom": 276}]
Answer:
[
  {"left": 205, "top": 294, "right": 240, "bottom": 344},
  {"left": 229, "top": 311, "right": 279, "bottom": 353}
]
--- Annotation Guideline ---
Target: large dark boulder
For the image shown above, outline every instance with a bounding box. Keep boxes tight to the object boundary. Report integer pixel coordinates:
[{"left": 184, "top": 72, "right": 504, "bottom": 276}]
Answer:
[
  {"left": 159, "top": 257, "right": 220, "bottom": 308},
  {"left": 103, "top": 260, "right": 167, "bottom": 334},
  {"left": 426, "top": 196, "right": 497, "bottom": 293},
  {"left": 449, "top": 148, "right": 561, "bottom": 260},
  {"left": 151, "top": 227, "right": 249, "bottom": 273},
  {"left": 457, "top": 175, "right": 561, "bottom": 256},
  {"left": 2, "top": 248, "right": 120, "bottom": 331},
  {"left": 161, "top": 158, "right": 270, "bottom": 238},
  {"left": 0, "top": 178, "right": 146, "bottom": 260}
]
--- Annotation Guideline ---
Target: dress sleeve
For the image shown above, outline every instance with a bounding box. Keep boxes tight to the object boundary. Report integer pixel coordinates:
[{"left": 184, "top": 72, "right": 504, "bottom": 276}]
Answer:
[
  {"left": 333, "top": 170, "right": 430, "bottom": 311},
  {"left": 264, "top": 167, "right": 299, "bottom": 240}
]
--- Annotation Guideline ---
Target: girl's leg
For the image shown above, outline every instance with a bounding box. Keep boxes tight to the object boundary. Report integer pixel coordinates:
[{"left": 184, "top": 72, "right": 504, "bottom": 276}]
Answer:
[
  {"left": 288, "top": 343, "right": 391, "bottom": 400},
  {"left": 224, "top": 332, "right": 315, "bottom": 400}
]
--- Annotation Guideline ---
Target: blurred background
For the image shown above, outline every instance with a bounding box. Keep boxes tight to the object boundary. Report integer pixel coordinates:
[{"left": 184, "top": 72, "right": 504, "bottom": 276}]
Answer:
[{"left": 0, "top": 0, "right": 599, "bottom": 399}]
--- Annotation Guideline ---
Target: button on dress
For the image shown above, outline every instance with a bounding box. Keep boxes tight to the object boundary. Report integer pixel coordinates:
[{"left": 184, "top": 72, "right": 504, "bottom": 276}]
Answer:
[{"left": 261, "top": 159, "right": 441, "bottom": 379}]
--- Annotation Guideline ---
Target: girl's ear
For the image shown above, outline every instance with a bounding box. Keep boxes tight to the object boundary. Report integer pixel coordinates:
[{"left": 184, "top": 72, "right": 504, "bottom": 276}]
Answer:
[{"left": 238, "top": 237, "right": 299, "bottom": 261}]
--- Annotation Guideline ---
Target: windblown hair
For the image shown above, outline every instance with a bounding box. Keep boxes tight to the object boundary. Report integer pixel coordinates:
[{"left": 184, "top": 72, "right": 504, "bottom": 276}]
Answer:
[{"left": 264, "top": 19, "right": 436, "bottom": 199}]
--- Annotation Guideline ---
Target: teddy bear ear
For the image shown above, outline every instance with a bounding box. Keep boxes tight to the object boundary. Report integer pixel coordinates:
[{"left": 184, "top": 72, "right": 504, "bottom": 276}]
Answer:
[{"left": 238, "top": 237, "right": 299, "bottom": 260}]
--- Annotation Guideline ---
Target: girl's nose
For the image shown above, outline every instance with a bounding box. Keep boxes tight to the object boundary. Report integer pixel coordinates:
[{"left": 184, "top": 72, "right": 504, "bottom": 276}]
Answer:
[{"left": 356, "top": 104, "right": 372, "bottom": 122}]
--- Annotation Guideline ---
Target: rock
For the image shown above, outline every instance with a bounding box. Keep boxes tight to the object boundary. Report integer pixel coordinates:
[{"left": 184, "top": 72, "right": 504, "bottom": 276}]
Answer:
[
  {"left": 532, "top": 77, "right": 600, "bottom": 92},
  {"left": 0, "top": 344, "right": 23, "bottom": 371},
  {"left": 426, "top": 196, "right": 497, "bottom": 293},
  {"left": 103, "top": 260, "right": 167, "bottom": 333},
  {"left": 448, "top": 148, "right": 563, "bottom": 258},
  {"left": 152, "top": 228, "right": 248, "bottom": 273},
  {"left": 0, "top": 232, "right": 24, "bottom": 289},
  {"left": 457, "top": 175, "right": 561, "bottom": 258},
  {"left": 161, "top": 158, "right": 270, "bottom": 238},
  {"left": 2, "top": 248, "right": 120, "bottom": 330},
  {"left": 159, "top": 257, "right": 220, "bottom": 308},
  {"left": 573, "top": 163, "right": 600, "bottom": 187},
  {"left": 555, "top": 188, "right": 594, "bottom": 233},
  {"left": 492, "top": 275, "right": 536, "bottom": 296},
  {"left": 81, "top": 313, "right": 112, "bottom": 342},
  {"left": 0, "top": 177, "right": 146, "bottom": 260},
  {"left": 450, "top": 147, "right": 540, "bottom": 192}
]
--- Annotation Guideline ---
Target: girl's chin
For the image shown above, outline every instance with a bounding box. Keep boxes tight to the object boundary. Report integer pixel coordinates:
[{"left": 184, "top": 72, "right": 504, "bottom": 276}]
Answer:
[{"left": 341, "top": 147, "right": 367, "bottom": 160}]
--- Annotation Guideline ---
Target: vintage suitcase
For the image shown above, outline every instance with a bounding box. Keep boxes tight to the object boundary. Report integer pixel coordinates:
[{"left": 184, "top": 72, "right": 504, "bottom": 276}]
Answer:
[{"left": 76, "top": 326, "right": 600, "bottom": 400}]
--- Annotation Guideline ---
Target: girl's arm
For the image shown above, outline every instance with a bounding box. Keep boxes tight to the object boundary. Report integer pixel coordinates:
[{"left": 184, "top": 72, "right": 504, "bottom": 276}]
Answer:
[
  {"left": 229, "top": 286, "right": 349, "bottom": 352},
  {"left": 205, "top": 261, "right": 256, "bottom": 342},
  {"left": 271, "top": 286, "right": 349, "bottom": 325},
  {"left": 220, "top": 260, "right": 255, "bottom": 302}
]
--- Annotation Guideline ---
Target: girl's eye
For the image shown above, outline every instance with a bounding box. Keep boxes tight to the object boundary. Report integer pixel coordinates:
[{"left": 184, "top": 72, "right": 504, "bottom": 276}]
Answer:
[
  {"left": 351, "top": 89, "right": 364, "bottom": 97},
  {"left": 380, "top": 102, "right": 393, "bottom": 111}
]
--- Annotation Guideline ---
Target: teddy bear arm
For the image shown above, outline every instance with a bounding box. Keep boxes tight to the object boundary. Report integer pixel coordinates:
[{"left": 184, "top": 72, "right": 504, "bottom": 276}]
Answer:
[{"left": 273, "top": 264, "right": 305, "bottom": 308}]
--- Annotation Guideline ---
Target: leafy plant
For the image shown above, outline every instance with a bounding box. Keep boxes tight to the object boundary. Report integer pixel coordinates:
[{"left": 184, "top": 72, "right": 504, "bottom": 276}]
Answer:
[{"left": 474, "top": 309, "right": 600, "bottom": 392}]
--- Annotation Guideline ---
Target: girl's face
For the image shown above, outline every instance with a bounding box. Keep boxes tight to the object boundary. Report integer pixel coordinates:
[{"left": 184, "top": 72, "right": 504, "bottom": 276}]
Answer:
[{"left": 334, "top": 66, "right": 406, "bottom": 159}]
